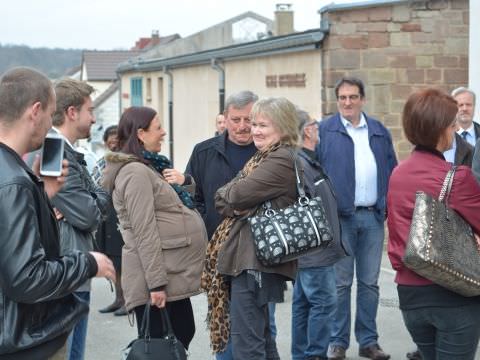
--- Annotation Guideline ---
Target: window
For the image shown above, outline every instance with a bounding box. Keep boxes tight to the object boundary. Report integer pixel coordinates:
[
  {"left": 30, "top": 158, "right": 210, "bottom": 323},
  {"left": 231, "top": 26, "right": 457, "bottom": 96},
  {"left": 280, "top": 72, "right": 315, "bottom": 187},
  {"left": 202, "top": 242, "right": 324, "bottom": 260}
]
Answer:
[
  {"left": 130, "top": 77, "right": 143, "bottom": 106},
  {"left": 146, "top": 78, "right": 152, "bottom": 102}
]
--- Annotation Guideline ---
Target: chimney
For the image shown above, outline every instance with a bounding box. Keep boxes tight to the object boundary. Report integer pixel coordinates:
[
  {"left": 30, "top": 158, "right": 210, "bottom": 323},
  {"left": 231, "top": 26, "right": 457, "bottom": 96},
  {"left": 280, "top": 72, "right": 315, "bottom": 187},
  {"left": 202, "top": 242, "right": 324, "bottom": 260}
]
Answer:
[{"left": 274, "top": 3, "right": 294, "bottom": 36}]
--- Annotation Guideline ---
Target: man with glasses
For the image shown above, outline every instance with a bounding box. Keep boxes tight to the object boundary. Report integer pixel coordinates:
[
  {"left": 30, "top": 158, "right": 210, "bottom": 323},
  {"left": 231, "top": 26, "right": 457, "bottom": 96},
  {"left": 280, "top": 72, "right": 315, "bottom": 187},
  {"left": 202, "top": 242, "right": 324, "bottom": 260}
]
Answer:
[{"left": 316, "top": 77, "right": 397, "bottom": 360}]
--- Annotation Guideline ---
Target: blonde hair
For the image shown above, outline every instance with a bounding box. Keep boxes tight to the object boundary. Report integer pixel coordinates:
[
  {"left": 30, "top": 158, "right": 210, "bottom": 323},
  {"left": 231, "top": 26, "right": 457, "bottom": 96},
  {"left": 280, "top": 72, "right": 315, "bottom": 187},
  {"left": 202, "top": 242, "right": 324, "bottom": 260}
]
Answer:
[{"left": 251, "top": 97, "right": 299, "bottom": 147}]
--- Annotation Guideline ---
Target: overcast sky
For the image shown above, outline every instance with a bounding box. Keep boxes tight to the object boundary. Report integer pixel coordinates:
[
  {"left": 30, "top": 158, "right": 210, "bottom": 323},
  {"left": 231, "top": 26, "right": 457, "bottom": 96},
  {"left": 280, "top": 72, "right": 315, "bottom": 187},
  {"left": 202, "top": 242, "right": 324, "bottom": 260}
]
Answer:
[{"left": 1, "top": 0, "right": 363, "bottom": 50}]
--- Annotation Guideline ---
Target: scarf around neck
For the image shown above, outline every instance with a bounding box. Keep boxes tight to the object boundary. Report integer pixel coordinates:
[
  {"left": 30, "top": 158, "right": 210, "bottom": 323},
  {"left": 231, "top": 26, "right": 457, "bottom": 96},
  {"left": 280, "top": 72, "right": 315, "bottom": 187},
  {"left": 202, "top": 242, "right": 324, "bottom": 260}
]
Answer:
[
  {"left": 201, "top": 142, "right": 283, "bottom": 353},
  {"left": 142, "top": 151, "right": 194, "bottom": 209}
]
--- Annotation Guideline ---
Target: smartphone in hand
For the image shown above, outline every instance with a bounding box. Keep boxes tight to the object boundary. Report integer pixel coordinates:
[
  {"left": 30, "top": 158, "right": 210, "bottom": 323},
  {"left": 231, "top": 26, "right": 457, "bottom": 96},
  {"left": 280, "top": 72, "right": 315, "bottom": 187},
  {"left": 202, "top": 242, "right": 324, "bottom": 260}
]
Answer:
[{"left": 40, "top": 133, "right": 64, "bottom": 177}]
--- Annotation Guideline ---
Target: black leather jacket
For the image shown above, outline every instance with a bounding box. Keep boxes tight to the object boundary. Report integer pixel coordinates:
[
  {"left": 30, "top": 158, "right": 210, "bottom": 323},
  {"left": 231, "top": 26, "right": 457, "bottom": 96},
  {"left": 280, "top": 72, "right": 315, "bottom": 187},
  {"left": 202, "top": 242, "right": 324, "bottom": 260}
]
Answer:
[{"left": 0, "top": 143, "right": 97, "bottom": 359}]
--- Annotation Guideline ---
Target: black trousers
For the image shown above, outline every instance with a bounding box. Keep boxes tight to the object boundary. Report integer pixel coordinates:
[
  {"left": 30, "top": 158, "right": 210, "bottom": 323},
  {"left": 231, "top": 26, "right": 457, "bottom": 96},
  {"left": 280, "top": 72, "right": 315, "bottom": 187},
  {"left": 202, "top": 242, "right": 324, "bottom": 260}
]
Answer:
[{"left": 134, "top": 298, "right": 195, "bottom": 350}]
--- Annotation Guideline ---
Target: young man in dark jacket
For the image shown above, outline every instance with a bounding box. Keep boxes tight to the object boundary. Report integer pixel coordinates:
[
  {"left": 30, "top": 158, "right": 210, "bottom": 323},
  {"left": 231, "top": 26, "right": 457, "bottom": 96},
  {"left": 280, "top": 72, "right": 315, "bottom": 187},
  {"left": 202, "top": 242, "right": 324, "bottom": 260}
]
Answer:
[
  {"left": 0, "top": 68, "right": 115, "bottom": 359},
  {"left": 51, "top": 78, "right": 110, "bottom": 360}
]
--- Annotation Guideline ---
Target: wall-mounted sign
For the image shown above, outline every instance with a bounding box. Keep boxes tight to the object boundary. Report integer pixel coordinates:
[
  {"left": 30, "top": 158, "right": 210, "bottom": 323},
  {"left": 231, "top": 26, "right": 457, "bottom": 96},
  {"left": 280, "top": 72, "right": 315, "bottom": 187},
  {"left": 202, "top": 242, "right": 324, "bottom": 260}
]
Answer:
[{"left": 266, "top": 73, "right": 306, "bottom": 88}]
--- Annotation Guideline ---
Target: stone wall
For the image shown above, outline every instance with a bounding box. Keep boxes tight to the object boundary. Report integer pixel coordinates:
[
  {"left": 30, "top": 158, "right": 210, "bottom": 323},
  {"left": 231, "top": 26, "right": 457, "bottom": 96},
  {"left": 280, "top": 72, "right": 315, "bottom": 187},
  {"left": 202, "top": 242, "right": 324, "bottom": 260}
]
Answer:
[{"left": 321, "top": 0, "right": 469, "bottom": 159}]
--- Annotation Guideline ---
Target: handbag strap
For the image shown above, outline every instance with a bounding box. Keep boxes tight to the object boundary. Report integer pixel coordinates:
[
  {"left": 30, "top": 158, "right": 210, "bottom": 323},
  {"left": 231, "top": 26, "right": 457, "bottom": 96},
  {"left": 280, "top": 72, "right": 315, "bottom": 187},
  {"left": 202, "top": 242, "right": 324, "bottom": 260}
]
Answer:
[
  {"left": 139, "top": 302, "right": 176, "bottom": 340},
  {"left": 438, "top": 166, "right": 457, "bottom": 205},
  {"left": 263, "top": 149, "right": 307, "bottom": 211},
  {"left": 140, "top": 302, "right": 152, "bottom": 340},
  {"left": 159, "top": 307, "right": 176, "bottom": 339}
]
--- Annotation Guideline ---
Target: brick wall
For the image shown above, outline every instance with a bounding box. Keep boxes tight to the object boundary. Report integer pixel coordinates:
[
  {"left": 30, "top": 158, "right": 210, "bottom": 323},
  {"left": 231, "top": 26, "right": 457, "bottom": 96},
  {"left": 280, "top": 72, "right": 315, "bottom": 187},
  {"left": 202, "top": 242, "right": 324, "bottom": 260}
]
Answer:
[{"left": 321, "top": 0, "right": 469, "bottom": 159}]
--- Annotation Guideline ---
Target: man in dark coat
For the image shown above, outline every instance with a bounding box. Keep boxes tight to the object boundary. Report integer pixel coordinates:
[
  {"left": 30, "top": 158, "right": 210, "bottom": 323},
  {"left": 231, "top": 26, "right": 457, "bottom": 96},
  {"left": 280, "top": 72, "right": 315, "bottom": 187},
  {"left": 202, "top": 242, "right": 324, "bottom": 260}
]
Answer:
[{"left": 186, "top": 90, "right": 280, "bottom": 360}]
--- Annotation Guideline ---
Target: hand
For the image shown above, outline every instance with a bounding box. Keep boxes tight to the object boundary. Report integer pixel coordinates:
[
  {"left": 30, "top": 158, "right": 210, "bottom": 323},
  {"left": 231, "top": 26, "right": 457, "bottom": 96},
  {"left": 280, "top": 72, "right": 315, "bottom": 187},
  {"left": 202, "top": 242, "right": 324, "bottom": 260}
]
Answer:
[
  {"left": 53, "top": 207, "right": 64, "bottom": 220},
  {"left": 32, "top": 155, "right": 69, "bottom": 199},
  {"left": 150, "top": 290, "right": 167, "bottom": 308},
  {"left": 233, "top": 209, "right": 250, "bottom": 216},
  {"left": 162, "top": 168, "right": 185, "bottom": 185},
  {"left": 89, "top": 251, "right": 116, "bottom": 282}
]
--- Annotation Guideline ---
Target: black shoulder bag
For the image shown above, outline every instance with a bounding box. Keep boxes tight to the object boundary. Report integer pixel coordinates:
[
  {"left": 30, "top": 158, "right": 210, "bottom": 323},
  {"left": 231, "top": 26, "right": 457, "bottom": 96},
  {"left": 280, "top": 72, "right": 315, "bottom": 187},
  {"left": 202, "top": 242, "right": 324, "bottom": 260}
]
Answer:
[{"left": 248, "top": 153, "right": 334, "bottom": 266}]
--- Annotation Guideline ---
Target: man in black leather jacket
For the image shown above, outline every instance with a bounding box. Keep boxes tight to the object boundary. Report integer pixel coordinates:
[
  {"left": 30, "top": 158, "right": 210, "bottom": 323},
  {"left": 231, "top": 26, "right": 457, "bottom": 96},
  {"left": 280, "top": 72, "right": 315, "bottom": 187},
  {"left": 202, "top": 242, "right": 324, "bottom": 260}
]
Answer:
[{"left": 0, "top": 67, "right": 115, "bottom": 360}]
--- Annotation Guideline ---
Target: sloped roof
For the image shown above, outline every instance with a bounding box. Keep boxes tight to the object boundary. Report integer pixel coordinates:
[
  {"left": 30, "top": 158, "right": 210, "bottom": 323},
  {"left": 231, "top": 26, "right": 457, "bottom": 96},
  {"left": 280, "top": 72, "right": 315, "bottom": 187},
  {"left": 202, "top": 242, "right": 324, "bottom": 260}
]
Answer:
[
  {"left": 141, "top": 11, "right": 274, "bottom": 60},
  {"left": 93, "top": 80, "right": 119, "bottom": 108},
  {"left": 118, "top": 28, "right": 325, "bottom": 73},
  {"left": 82, "top": 50, "right": 141, "bottom": 81},
  {"left": 132, "top": 34, "right": 180, "bottom": 51}
]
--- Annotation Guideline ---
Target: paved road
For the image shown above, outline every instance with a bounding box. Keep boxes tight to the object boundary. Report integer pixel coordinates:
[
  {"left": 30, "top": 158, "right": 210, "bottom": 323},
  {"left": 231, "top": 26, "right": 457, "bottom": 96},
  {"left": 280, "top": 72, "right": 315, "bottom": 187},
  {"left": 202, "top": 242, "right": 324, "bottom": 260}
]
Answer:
[{"left": 85, "top": 255, "right": 480, "bottom": 359}]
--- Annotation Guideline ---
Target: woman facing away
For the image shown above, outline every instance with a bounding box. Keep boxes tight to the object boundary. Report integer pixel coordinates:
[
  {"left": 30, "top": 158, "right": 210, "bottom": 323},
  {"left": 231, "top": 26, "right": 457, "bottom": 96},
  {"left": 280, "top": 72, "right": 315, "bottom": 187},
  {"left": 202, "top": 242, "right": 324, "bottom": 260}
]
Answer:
[
  {"left": 101, "top": 106, "right": 207, "bottom": 350},
  {"left": 202, "top": 97, "right": 298, "bottom": 360},
  {"left": 387, "top": 88, "right": 480, "bottom": 360}
]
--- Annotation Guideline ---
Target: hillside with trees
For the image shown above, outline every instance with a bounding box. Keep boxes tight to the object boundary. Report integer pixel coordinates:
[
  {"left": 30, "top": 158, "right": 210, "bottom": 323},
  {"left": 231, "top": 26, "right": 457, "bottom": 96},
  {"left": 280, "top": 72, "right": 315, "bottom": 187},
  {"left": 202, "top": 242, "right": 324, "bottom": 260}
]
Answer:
[{"left": 0, "top": 44, "right": 83, "bottom": 79}]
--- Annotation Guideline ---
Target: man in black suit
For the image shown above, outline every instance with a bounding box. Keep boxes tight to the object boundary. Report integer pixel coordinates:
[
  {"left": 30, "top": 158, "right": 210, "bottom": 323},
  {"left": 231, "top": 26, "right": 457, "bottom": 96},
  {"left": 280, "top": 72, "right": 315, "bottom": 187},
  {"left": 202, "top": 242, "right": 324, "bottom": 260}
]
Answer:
[{"left": 452, "top": 87, "right": 479, "bottom": 147}]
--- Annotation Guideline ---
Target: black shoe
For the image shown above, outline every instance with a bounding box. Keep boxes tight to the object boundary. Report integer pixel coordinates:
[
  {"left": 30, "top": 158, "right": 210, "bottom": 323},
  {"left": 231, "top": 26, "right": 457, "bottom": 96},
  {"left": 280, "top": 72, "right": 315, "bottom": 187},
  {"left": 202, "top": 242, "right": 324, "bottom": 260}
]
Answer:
[
  {"left": 113, "top": 306, "right": 128, "bottom": 316},
  {"left": 327, "top": 345, "right": 346, "bottom": 360},
  {"left": 98, "top": 302, "right": 122, "bottom": 313},
  {"left": 406, "top": 349, "right": 422, "bottom": 360},
  {"left": 359, "top": 344, "right": 390, "bottom": 360}
]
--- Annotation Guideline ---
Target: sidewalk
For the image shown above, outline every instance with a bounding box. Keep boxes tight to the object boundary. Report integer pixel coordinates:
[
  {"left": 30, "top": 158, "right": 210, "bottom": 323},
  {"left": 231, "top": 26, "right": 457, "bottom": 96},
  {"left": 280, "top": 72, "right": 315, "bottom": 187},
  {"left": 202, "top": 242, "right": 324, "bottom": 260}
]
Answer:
[{"left": 86, "top": 255, "right": 480, "bottom": 359}]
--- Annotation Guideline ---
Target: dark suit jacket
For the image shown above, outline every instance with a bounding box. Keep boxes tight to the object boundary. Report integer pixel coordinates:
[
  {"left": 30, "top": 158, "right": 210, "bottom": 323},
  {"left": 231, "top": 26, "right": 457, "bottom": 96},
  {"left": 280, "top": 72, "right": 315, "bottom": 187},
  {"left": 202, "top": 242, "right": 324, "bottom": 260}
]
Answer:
[
  {"left": 454, "top": 133, "right": 474, "bottom": 167},
  {"left": 474, "top": 122, "right": 480, "bottom": 141}
]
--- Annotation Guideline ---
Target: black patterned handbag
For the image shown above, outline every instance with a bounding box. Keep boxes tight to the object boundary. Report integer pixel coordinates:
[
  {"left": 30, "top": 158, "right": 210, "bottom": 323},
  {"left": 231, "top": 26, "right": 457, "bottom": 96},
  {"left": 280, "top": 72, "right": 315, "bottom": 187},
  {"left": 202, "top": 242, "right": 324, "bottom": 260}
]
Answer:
[{"left": 248, "top": 154, "right": 333, "bottom": 266}]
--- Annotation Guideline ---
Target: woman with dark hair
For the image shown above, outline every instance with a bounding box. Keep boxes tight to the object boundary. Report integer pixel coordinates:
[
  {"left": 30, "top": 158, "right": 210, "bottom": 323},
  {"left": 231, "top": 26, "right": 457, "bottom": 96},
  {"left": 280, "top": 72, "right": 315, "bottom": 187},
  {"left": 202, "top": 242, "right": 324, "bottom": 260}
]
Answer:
[
  {"left": 387, "top": 88, "right": 480, "bottom": 360},
  {"left": 101, "top": 106, "right": 207, "bottom": 349}
]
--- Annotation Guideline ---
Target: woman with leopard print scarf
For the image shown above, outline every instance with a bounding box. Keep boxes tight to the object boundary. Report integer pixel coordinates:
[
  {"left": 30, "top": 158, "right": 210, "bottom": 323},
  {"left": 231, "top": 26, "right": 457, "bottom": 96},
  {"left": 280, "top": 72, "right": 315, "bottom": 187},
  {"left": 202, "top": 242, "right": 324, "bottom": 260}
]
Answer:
[{"left": 201, "top": 97, "right": 299, "bottom": 359}]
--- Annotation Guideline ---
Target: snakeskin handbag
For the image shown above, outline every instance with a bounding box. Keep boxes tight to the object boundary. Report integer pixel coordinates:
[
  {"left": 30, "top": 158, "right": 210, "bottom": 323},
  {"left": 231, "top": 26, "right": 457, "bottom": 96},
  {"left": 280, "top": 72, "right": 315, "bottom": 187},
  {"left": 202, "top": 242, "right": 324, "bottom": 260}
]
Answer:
[
  {"left": 404, "top": 166, "right": 480, "bottom": 297},
  {"left": 248, "top": 155, "right": 333, "bottom": 266}
]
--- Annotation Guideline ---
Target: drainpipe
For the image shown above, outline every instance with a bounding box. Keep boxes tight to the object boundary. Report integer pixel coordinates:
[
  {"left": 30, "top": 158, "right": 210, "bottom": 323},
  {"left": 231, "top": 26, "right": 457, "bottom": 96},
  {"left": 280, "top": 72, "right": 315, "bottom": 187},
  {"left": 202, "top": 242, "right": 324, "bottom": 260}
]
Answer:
[
  {"left": 211, "top": 58, "right": 225, "bottom": 113},
  {"left": 163, "top": 66, "right": 174, "bottom": 165},
  {"left": 117, "top": 73, "right": 122, "bottom": 121},
  {"left": 319, "top": 12, "right": 331, "bottom": 117}
]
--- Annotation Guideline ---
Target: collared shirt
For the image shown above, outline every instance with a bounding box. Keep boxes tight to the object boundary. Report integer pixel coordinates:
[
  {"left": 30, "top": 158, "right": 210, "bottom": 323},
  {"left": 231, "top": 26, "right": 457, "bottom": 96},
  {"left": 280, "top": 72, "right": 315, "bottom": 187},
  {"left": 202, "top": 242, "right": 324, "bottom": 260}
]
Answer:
[
  {"left": 443, "top": 136, "right": 457, "bottom": 164},
  {"left": 457, "top": 124, "right": 476, "bottom": 146},
  {"left": 51, "top": 126, "right": 75, "bottom": 149},
  {"left": 341, "top": 114, "right": 378, "bottom": 206}
]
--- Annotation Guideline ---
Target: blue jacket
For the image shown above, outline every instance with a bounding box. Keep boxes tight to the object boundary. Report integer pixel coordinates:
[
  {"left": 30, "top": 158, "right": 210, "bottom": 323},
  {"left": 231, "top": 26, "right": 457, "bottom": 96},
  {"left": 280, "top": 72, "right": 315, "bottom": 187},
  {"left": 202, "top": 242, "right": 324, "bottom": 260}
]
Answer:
[{"left": 316, "top": 112, "right": 397, "bottom": 220}]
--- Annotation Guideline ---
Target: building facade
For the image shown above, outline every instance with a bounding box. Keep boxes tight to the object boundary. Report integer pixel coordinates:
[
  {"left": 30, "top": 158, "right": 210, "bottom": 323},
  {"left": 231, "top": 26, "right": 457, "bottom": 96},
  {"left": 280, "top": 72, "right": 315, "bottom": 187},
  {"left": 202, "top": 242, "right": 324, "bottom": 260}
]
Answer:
[{"left": 118, "top": 0, "right": 471, "bottom": 167}]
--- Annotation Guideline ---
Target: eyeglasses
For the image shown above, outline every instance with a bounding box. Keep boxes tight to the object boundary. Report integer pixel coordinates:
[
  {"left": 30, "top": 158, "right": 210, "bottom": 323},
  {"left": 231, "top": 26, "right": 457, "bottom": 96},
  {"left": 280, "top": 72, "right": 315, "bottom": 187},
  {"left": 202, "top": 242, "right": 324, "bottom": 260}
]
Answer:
[
  {"left": 305, "top": 121, "right": 318, "bottom": 128},
  {"left": 338, "top": 94, "right": 361, "bottom": 102}
]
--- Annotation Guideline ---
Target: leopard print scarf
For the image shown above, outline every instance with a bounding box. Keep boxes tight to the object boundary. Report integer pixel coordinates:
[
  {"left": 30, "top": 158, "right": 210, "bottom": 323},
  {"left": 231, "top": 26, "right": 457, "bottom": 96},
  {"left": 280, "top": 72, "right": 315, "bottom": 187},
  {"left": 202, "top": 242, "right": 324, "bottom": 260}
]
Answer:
[{"left": 201, "top": 142, "right": 282, "bottom": 353}]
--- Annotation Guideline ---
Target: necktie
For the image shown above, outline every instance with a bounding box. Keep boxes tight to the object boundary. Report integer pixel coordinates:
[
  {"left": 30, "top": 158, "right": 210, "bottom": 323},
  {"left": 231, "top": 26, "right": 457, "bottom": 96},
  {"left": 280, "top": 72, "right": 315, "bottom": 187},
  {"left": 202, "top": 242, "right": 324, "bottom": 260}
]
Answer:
[{"left": 461, "top": 131, "right": 468, "bottom": 140}]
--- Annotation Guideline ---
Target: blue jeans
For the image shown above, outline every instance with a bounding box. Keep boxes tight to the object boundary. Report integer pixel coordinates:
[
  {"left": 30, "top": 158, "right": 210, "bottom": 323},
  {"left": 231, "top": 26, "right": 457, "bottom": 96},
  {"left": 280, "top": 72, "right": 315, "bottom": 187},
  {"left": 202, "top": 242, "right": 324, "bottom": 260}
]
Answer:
[
  {"left": 331, "top": 210, "right": 384, "bottom": 349},
  {"left": 67, "top": 291, "right": 90, "bottom": 360},
  {"left": 402, "top": 304, "right": 480, "bottom": 360},
  {"left": 292, "top": 266, "right": 337, "bottom": 360},
  {"left": 215, "top": 337, "right": 233, "bottom": 360},
  {"left": 268, "top": 302, "right": 277, "bottom": 340}
]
